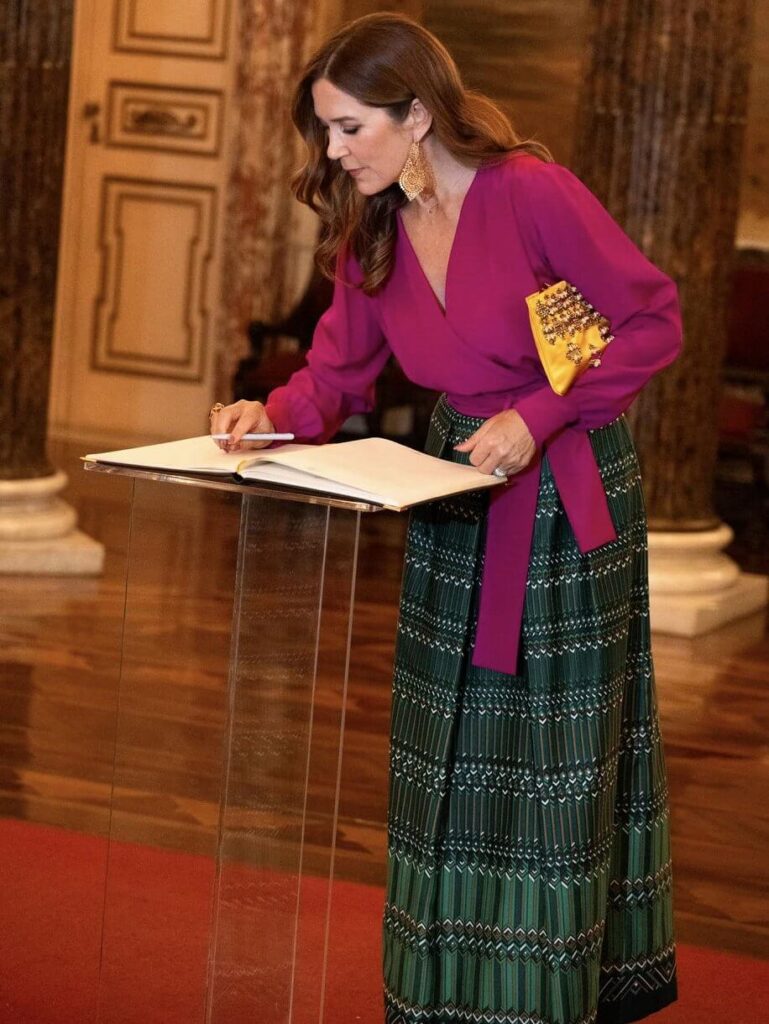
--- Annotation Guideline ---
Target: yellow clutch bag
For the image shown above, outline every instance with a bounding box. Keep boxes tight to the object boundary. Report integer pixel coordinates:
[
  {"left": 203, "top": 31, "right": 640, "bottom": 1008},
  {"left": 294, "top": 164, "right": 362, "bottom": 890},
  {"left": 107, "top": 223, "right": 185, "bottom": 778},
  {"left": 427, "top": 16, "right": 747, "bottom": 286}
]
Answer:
[{"left": 525, "top": 281, "right": 614, "bottom": 396}]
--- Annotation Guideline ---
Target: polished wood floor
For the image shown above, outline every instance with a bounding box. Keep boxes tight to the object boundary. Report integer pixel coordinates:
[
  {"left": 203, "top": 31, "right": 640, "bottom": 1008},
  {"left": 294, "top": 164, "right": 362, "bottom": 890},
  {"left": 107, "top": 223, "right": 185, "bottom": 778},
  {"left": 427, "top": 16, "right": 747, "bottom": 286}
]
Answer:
[{"left": 1, "top": 436, "right": 768, "bottom": 964}]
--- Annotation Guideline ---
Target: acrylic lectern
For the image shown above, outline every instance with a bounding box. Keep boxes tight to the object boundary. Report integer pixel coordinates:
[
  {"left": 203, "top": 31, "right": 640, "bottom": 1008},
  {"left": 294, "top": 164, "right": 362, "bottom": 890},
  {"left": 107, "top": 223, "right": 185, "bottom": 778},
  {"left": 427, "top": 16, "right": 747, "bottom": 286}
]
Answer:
[{"left": 81, "top": 462, "right": 387, "bottom": 1024}]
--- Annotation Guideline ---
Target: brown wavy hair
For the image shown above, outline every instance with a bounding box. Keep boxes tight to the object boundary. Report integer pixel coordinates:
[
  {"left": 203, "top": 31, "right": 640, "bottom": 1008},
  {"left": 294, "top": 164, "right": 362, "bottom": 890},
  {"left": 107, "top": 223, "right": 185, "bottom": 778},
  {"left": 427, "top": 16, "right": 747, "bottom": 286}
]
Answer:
[{"left": 290, "top": 12, "right": 553, "bottom": 295}]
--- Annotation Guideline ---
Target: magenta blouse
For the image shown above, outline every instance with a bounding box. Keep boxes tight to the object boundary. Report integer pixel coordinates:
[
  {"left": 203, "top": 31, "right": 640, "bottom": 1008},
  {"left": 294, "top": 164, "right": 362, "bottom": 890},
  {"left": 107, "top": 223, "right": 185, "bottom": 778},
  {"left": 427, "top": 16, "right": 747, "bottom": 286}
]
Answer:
[{"left": 265, "top": 153, "right": 683, "bottom": 675}]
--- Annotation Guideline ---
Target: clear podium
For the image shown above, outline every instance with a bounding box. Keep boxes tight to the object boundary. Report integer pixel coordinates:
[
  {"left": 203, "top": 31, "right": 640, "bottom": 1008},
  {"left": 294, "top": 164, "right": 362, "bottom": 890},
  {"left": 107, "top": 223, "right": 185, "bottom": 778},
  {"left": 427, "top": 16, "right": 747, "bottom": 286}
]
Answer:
[{"left": 82, "top": 462, "right": 388, "bottom": 1024}]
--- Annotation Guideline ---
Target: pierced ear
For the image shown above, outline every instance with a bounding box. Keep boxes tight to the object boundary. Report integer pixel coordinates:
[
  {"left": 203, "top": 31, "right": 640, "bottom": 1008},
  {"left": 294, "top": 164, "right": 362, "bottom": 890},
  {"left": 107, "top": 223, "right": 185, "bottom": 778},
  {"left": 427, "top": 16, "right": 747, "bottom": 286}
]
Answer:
[{"left": 409, "top": 97, "right": 432, "bottom": 136}]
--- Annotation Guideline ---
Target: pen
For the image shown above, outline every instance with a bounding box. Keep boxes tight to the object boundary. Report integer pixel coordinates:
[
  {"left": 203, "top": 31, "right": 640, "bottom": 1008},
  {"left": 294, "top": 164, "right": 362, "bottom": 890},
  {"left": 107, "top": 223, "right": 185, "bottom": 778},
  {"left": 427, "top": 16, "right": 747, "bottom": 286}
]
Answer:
[{"left": 211, "top": 432, "right": 295, "bottom": 441}]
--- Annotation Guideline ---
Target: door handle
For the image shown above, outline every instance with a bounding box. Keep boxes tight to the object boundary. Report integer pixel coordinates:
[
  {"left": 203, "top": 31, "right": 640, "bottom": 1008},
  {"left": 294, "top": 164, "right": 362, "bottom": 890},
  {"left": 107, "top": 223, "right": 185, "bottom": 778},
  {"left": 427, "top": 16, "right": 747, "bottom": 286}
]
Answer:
[{"left": 83, "top": 101, "right": 102, "bottom": 144}]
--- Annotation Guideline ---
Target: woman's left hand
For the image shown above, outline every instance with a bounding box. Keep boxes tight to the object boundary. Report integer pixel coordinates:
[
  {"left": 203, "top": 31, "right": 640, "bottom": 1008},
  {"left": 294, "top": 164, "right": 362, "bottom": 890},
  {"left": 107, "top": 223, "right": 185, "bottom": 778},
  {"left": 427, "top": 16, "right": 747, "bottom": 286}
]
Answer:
[{"left": 453, "top": 409, "right": 536, "bottom": 476}]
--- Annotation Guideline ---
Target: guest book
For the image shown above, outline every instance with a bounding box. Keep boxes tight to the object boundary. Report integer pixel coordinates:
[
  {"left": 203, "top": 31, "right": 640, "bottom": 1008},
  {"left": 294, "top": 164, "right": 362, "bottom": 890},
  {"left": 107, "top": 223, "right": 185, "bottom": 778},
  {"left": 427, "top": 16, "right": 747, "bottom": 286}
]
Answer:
[{"left": 84, "top": 435, "right": 504, "bottom": 511}]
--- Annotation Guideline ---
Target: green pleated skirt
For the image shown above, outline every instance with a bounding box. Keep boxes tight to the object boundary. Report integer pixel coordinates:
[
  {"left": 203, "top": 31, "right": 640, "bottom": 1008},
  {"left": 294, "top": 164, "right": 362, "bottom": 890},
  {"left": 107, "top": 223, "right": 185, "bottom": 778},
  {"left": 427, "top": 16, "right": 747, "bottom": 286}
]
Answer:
[{"left": 382, "top": 395, "right": 677, "bottom": 1024}]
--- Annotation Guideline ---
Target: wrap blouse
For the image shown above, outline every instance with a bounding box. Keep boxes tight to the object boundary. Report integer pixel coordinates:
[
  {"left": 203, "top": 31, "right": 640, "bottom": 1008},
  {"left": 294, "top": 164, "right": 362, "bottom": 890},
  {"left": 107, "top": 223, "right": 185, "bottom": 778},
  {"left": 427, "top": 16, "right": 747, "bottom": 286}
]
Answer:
[{"left": 265, "top": 153, "right": 683, "bottom": 675}]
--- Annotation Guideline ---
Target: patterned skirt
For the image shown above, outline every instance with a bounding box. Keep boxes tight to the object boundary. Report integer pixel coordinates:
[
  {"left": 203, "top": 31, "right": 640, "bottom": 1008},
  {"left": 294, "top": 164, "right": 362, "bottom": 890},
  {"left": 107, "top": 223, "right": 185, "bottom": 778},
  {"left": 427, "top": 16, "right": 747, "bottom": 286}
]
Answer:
[{"left": 382, "top": 395, "right": 677, "bottom": 1024}]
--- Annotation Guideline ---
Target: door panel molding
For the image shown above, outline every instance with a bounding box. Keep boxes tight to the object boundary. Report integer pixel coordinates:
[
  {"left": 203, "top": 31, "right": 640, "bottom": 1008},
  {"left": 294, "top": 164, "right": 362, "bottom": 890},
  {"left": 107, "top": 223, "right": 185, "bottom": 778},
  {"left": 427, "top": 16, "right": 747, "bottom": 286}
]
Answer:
[
  {"left": 114, "top": 0, "right": 230, "bottom": 60},
  {"left": 92, "top": 177, "right": 217, "bottom": 381},
  {"left": 107, "top": 81, "right": 224, "bottom": 156}
]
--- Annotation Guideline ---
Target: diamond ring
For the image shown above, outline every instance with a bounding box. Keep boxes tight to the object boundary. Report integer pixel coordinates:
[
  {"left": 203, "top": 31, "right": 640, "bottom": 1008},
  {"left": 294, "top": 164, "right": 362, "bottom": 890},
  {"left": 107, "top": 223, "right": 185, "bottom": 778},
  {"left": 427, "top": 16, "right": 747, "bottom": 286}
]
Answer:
[{"left": 493, "top": 467, "right": 507, "bottom": 479}]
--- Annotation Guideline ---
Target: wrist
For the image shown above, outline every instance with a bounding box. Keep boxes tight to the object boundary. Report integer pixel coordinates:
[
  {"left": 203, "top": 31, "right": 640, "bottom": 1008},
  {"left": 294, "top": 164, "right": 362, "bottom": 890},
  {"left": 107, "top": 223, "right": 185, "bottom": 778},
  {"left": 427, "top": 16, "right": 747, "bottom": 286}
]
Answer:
[
  {"left": 514, "top": 388, "right": 578, "bottom": 449},
  {"left": 263, "top": 397, "right": 289, "bottom": 435}
]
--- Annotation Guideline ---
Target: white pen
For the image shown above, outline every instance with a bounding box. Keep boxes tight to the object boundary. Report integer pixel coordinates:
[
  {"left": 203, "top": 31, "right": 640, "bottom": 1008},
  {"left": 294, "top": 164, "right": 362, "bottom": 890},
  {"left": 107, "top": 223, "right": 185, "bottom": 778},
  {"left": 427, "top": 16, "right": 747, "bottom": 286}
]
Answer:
[{"left": 211, "top": 432, "right": 295, "bottom": 441}]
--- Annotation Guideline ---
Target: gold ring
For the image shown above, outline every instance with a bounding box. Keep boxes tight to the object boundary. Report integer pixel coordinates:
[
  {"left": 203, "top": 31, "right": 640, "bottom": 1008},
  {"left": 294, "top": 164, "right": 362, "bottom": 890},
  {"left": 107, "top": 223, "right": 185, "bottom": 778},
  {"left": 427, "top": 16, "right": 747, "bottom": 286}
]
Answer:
[{"left": 209, "top": 402, "right": 225, "bottom": 419}]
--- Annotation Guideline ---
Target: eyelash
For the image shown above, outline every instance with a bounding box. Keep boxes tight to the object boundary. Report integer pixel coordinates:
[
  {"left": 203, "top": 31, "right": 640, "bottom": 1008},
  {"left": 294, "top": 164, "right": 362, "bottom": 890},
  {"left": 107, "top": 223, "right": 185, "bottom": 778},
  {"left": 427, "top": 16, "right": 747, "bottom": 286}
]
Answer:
[{"left": 322, "top": 126, "right": 359, "bottom": 135}]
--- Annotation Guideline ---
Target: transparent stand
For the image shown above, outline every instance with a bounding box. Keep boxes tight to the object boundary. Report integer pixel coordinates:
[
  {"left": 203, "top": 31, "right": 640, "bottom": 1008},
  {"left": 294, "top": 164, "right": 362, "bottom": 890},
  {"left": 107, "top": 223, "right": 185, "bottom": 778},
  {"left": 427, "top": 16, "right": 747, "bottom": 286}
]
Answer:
[{"left": 83, "top": 464, "right": 382, "bottom": 1023}]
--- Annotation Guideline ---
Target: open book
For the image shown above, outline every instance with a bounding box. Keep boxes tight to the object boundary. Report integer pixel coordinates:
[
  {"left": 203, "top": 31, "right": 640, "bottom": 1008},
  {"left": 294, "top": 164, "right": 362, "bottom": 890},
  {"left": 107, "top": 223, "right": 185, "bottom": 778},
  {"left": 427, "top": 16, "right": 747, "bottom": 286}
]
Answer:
[{"left": 84, "top": 435, "right": 505, "bottom": 511}]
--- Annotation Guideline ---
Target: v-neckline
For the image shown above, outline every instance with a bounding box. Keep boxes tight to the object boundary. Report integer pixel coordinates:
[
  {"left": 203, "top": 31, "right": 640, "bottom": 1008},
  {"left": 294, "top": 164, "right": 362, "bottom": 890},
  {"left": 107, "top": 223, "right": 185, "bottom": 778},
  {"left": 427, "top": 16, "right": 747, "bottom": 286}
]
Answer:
[{"left": 397, "top": 167, "right": 482, "bottom": 318}]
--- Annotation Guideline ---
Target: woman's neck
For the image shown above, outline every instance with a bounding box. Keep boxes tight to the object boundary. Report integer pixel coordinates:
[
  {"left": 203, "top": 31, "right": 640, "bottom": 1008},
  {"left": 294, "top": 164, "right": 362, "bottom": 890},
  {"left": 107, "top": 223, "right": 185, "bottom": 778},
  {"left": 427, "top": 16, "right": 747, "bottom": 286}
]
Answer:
[{"left": 413, "top": 135, "right": 477, "bottom": 216}]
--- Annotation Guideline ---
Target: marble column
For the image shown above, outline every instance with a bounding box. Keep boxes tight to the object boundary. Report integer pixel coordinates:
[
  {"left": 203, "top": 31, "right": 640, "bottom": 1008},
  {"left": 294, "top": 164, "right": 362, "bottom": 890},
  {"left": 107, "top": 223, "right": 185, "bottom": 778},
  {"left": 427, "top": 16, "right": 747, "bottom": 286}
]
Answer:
[
  {"left": 217, "top": 0, "right": 342, "bottom": 397},
  {"left": 572, "top": 0, "right": 766, "bottom": 635},
  {"left": 0, "top": 1, "right": 103, "bottom": 574},
  {"left": 218, "top": 0, "right": 430, "bottom": 398}
]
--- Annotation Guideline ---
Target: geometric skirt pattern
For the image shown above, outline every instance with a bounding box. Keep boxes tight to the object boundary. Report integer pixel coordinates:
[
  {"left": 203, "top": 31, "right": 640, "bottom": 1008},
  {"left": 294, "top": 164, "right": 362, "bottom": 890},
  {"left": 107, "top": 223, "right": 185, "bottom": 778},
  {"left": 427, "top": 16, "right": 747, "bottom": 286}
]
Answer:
[{"left": 382, "top": 395, "right": 677, "bottom": 1024}]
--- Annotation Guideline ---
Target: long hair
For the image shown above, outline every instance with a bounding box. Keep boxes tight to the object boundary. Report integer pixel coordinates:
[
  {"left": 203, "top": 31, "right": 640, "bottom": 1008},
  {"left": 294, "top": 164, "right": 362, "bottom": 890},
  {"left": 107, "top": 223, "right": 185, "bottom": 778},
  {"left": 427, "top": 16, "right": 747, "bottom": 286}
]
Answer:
[{"left": 291, "top": 12, "right": 553, "bottom": 295}]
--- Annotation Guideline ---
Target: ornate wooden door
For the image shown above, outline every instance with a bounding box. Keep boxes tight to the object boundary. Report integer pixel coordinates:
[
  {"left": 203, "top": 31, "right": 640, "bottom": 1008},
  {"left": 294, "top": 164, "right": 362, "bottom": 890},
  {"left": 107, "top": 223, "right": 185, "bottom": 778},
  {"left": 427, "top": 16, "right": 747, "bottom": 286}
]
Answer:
[{"left": 50, "top": 0, "right": 237, "bottom": 443}]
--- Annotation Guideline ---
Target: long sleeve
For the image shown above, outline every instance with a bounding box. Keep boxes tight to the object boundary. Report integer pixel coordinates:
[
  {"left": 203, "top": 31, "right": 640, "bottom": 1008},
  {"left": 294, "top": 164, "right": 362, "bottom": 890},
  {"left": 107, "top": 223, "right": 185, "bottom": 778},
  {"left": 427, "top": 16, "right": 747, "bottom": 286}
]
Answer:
[
  {"left": 510, "top": 160, "right": 683, "bottom": 448},
  {"left": 264, "top": 246, "right": 391, "bottom": 443}
]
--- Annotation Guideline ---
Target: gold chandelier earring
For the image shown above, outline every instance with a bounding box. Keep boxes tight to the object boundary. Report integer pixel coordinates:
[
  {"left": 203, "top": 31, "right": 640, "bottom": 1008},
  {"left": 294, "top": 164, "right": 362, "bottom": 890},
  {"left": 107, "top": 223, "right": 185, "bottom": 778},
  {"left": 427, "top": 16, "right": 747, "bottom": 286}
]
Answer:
[{"left": 398, "top": 139, "right": 436, "bottom": 205}]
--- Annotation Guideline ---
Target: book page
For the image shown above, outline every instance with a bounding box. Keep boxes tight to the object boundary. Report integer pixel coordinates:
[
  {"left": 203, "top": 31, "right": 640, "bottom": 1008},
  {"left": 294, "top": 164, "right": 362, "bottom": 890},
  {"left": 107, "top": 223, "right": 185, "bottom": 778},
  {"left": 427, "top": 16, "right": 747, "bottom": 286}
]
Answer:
[
  {"left": 235, "top": 462, "right": 384, "bottom": 504},
  {"left": 241, "top": 437, "right": 501, "bottom": 509},
  {"left": 85, "top": 435, "right": 503, "bottom": 509},
  {"left": 84, "top": 436, "right": 310, "bottom": 474}
]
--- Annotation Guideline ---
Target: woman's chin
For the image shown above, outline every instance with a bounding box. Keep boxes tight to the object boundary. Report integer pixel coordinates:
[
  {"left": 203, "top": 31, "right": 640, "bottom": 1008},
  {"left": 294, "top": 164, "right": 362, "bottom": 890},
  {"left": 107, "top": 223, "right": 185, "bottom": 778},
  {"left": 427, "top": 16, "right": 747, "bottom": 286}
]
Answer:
[{"left": 348, "top": 172, "right": 395, "bottom": 195}]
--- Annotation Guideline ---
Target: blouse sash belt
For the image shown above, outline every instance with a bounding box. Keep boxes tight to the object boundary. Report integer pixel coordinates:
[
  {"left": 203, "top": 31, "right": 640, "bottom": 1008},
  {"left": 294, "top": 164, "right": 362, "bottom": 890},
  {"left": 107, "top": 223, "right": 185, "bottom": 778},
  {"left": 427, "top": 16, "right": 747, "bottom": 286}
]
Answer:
[{"left": 445, "top": 392, "right": 618, "bottom": 677}]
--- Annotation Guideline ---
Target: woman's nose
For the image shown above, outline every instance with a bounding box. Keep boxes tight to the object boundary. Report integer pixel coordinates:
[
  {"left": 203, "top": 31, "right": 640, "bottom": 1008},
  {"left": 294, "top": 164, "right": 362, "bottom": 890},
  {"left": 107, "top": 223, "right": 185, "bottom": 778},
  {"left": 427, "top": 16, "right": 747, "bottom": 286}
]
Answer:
[{"left": 326, "top": 131, "right": 348, "bottom": 161}]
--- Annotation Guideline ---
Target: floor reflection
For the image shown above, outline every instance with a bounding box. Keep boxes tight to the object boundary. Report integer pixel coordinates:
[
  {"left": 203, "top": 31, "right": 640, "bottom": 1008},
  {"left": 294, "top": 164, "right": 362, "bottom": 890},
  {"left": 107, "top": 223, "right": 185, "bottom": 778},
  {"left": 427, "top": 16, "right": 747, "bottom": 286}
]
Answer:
[{"left": 0, "top": 437, "right": 767, "bottom": 1024}]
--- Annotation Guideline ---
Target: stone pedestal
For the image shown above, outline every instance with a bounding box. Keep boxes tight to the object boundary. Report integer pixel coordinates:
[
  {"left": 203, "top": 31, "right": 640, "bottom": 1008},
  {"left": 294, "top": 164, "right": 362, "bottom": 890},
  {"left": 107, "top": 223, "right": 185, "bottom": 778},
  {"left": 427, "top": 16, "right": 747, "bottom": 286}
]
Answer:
[
  {"left": 0, "top": 472, "right": 104, "bottom": 575},
  {"left": 648, "top": 524, "right": 768, "bottom": 636}
]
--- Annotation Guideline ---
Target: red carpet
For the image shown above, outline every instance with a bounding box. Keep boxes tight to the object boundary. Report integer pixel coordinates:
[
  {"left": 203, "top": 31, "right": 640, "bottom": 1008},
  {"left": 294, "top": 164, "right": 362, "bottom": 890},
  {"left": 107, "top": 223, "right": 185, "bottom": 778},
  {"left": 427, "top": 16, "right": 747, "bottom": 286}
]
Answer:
[{"left": 1, "top": 819, "right": 766, "bottom": 1023}]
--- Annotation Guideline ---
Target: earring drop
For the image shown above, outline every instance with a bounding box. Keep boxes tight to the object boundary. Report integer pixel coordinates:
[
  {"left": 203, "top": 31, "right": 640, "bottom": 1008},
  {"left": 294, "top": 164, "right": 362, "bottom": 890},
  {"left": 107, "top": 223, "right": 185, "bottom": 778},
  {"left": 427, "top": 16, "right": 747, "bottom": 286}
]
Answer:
[{"left": 398, "top": 139, "right": 436, "bottom": 205}]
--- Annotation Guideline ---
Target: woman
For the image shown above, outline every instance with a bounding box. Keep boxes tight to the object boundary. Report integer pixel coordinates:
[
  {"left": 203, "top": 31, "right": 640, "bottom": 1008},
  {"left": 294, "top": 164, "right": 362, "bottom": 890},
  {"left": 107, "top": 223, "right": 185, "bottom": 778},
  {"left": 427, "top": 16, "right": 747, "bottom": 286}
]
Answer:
[{"left": 210, "top": 13, "right": 680, "bottom": 1024}]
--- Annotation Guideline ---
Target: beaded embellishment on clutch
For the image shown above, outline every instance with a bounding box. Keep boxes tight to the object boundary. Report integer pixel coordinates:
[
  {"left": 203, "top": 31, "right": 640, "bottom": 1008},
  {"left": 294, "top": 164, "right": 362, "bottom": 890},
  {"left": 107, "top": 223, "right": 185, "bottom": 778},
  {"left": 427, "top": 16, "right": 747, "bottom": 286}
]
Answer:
[{"left": 525, "top": 281, "right": 614, "bottom": 396}]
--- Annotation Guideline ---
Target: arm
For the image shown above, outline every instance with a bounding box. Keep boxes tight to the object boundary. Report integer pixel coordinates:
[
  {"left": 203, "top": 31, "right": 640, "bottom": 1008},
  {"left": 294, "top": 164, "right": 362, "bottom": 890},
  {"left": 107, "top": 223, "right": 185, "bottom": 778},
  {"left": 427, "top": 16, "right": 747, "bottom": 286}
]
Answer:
[
  {"left": 509, "top": 160, "right": 683, "bottom": 448},
  {"left": 264, "top": 246, "right": 391, "bottom": 444}
]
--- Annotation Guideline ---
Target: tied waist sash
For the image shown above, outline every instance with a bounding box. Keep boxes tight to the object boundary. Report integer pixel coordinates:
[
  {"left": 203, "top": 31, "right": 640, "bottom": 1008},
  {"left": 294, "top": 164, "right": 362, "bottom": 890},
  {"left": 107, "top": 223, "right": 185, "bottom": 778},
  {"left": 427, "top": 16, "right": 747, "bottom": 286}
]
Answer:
[{"left": 444, "top": 391, "right": 618, "bottom": 676}]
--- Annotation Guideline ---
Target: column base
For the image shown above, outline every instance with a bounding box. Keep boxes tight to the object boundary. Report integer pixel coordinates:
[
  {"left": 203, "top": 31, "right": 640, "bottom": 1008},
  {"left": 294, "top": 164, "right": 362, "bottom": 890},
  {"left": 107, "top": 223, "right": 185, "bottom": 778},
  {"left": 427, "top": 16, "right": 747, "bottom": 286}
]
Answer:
[
  {"left": 0, "top": 529, "right": 104, "bottom": 575},
  {"left": 649, "top": 572, "right": 768, "bottom": 636},
  {"left": 648, "top": 523, "right": 768, "bottom": 637},
  {"left": 0, "top": 471, "right": 104, "bottom": 576}
]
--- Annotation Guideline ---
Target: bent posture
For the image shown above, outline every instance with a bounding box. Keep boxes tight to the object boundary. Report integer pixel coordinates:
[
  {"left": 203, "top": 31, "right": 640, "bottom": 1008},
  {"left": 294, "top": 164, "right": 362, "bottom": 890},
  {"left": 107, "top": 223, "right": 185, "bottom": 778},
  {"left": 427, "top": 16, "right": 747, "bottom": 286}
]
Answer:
[{"left": 211, "top": 13, "right": 681, "bottom": 1024}]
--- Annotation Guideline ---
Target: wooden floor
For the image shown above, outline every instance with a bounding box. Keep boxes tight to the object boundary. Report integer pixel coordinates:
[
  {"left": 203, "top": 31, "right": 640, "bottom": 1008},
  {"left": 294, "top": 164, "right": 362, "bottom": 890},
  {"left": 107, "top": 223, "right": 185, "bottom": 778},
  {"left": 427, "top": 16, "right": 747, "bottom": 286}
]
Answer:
[{"left": 1, "top": 436, "right": 768, "bottom": 965}]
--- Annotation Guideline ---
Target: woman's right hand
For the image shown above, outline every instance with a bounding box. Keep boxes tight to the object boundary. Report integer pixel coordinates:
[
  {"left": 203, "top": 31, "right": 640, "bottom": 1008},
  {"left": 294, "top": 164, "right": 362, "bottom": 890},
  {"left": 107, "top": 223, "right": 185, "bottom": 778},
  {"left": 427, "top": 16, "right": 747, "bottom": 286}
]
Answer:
[{"left": 209, "top": 399, "right": 276, "bottom": 451}]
